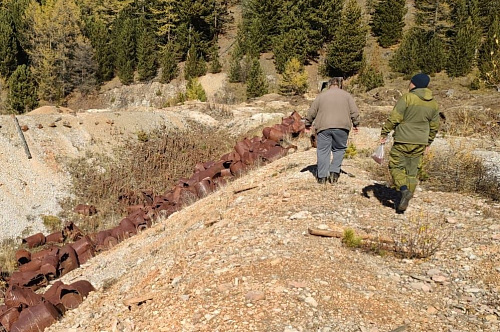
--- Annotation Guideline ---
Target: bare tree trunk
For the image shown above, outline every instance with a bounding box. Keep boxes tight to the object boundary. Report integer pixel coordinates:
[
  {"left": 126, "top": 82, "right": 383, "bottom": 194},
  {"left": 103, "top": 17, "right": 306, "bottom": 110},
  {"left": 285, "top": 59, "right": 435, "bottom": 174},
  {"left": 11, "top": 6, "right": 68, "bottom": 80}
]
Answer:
[{"left": 11, "top": 115, "right": 32, "bottom": 159}]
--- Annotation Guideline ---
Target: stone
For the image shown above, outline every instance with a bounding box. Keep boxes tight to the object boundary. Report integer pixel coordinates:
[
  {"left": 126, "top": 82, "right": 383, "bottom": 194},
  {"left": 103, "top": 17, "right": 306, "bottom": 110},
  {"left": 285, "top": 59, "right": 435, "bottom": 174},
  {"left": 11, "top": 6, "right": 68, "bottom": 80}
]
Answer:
[
  {"left": 410, "top": 282, "right": 425, "bottom": 291},
  {"left": 485, "top": 315, "right": 498, "bottom": 322},
  {"left": 491, "top": 234, "right": 500, "bottom": 241},
  {"left": 288, "top": 281, "right": 307, "bottom": 288},
  {"left": 465, "top": 288, "right": 482, "bottom": 293},
  {"left": 446, "top": 217, "right": 457, "bottom": 224},
  {"left": 421, "top": 284, "right": 432, "bottom": 292},
  {"left": 432, "top": 275, "right": 447, "bottom": 283},
  {"left": 245, "top": 290, "right": 265, "bottom": 302},
  {"left": 426, "top": 269, "right": 442, "bottom": 277},
  {"left": 427, "top": 306, "right": 438, "bottom": 314},
  {"left": 289, "top": 211, "right": 311, "bottom": 220},
  {"left": 304, "top": 296, "right": 318, "bottom": 307}
]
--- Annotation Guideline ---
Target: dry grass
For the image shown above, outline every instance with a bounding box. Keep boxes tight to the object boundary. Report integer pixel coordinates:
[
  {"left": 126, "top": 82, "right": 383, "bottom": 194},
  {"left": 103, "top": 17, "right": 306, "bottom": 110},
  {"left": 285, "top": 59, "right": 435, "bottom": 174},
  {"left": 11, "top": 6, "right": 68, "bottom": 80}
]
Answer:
[
  {"left": 62, "top": 122, "right": 236, "bottom": 233},
  {"left": 421, "top": 144, "right": 500, "bottom": 201},
  {"left": 0, "top": 238, "right": 17, "bottom": 275},
  {"left": 441, "top": 106, "right": 500, "bottom": 140}
]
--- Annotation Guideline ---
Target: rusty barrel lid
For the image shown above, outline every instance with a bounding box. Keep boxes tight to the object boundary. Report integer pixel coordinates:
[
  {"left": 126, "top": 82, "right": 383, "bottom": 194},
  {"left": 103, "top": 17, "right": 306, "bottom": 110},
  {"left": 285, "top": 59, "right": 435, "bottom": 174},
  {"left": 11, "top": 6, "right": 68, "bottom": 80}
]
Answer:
[
  {"left": 58, "top": 244, "right": 79, "bottom": 276},
  {"left": 45, "top": 231, "right": 64, "bottom": 244}
]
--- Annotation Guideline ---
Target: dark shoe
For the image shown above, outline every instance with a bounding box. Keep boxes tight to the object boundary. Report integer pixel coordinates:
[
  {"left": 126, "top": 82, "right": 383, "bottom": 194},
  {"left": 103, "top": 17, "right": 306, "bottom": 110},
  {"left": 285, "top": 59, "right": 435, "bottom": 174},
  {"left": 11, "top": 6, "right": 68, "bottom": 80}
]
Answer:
[
  {"left": 328, "top": 172, "right": 340, "bottom": 184},
  {"left": 397, "top": 189, "right": 413, "bottom": 212},
  {"left": 317, "top": 177, "right": 327, "bottom": 184}
]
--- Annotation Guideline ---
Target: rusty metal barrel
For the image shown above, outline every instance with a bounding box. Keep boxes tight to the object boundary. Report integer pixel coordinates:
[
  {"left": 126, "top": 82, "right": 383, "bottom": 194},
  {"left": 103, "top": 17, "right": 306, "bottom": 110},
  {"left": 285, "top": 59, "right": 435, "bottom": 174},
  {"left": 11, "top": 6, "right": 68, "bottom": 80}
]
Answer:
[
  {"left": 22, "top": 233, "right": 46, "bottom": 249},
  {"left": 10, "top": 301, "right": 61, "bottom": 332}
]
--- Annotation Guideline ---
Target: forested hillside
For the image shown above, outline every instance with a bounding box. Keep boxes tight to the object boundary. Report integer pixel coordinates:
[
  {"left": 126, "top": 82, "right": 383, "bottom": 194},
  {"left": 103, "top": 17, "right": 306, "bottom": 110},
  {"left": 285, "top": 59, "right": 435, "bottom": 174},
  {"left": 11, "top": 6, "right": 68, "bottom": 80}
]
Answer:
[{"left": 0, "top": 0, "right": 499, "bottom": 114}]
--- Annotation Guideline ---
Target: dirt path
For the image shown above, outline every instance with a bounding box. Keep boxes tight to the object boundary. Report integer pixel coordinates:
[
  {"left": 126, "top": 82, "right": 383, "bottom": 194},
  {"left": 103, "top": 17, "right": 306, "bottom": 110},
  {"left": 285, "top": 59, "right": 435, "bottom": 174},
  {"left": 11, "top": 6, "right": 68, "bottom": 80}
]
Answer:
[{"left": 44, "top": 137, "right": 500, "bottom": 332}]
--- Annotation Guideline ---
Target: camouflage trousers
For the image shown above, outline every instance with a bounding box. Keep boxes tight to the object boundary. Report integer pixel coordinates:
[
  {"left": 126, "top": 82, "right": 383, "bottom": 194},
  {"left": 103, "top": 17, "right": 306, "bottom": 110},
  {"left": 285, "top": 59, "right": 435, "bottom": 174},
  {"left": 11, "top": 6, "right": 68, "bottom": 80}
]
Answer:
[{"left": 389, "top": 143, "right": 426, "bottom": 193}]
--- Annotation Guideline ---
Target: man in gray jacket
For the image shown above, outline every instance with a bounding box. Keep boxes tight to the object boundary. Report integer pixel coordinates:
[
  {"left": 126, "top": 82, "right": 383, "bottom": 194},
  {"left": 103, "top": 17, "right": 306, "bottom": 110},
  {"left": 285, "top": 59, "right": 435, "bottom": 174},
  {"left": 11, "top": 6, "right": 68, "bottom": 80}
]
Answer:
[{"left": 305, "top": 77, "right": 360, "bottom": 184}]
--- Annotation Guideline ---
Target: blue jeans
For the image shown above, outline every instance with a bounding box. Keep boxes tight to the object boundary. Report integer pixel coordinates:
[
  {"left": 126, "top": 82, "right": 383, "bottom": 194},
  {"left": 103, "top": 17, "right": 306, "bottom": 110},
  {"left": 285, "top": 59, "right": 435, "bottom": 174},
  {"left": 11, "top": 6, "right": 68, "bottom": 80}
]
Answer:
[{"left": 316, "top": 128, "right": 349, "bottom": 178}]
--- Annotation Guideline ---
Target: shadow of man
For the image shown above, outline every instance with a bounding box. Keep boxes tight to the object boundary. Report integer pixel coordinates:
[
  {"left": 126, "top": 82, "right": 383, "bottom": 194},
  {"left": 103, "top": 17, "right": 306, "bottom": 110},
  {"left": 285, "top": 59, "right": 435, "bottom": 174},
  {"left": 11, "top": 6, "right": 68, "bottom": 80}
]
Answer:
[
  {"left": 300, "top": 165, "right": 317, "bottom": 178},
  {"left": 362, "top": 183, "right": 401, "bottom": 212}
]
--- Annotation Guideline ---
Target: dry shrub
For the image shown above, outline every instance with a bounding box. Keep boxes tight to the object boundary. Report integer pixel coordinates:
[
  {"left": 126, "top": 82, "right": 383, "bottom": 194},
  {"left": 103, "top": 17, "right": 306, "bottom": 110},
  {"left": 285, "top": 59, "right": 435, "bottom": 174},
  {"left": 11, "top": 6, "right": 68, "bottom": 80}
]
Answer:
[
  {"left": 63, "top": 122, "right": 235, "bottom": 232},
  {"left": 0, "top": 238, "right": 17, "bottom": 275},
  {"left": 441, "top": 106, "right": 500, "bottom": 140},
  {"left": 392, "top": 212, "right": 451, "bottom": 259},
  {"left": 205, "top": 102, "right": 234, "bottom": 121},
  {"left": 422, "top": 144, "right": 500, "bottom": 201}
]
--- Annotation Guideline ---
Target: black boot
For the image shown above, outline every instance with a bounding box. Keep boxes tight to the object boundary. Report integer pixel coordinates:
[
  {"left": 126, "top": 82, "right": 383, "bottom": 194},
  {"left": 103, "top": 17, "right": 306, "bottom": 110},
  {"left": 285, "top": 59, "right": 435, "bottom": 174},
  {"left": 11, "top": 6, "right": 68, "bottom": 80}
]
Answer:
[
  {"left": 317, "top": 177, "right": 327, "bottom": 184},
  {"left": 328, "top": 172, "right": 340, "bottom": 184},
  {"left": 397, "top": 189, "right": 413, "bottom": 212}
]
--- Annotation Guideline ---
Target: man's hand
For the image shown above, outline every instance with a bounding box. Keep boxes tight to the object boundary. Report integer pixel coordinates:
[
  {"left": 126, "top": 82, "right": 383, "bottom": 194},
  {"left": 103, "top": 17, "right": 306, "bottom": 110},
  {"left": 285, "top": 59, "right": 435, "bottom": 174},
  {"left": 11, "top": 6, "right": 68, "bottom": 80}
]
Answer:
[
  {"left": 352, "top": 127, "right": 359, "bottom": 134},
  {"left": 425, "top": 146, "right": 430, "bottom": 154},
  {"left": 304, "top": 127, "right": 311, "bottom": 134},
  {"left": 379, "top": 137, "right": 387, "bottom": 144}
]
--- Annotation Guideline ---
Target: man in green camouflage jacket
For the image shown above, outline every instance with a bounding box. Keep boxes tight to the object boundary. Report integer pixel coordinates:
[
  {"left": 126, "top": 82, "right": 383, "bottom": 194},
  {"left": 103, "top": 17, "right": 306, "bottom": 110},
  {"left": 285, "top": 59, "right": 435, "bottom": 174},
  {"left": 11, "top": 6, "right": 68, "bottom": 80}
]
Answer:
[{"left": 380, "top": 73, "right": 440, "bottom": 213}]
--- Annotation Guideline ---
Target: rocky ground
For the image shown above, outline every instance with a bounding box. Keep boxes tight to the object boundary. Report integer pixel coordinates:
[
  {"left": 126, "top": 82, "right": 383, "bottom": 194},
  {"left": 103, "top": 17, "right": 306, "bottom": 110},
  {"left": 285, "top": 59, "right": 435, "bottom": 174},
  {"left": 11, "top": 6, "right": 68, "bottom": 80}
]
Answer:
[{"left": 37, "top": 131, "right": 500, "bottom": 332}]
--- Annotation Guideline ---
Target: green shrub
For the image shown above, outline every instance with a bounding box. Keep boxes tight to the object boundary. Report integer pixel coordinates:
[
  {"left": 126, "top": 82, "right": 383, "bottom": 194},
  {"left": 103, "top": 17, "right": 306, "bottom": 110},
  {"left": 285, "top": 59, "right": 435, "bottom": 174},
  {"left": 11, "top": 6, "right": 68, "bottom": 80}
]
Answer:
[
  {"left": 186, "top": 78, "right": 207, "bottom": 102},
  {"left": 357, "top": 62, "right": 384, "bottom": 92},
  {"left": 343, "top": 229, "right": 362, "bottom": 248},
  {"left": 42, "top": 215, "right": 62, "bottom": 232}
]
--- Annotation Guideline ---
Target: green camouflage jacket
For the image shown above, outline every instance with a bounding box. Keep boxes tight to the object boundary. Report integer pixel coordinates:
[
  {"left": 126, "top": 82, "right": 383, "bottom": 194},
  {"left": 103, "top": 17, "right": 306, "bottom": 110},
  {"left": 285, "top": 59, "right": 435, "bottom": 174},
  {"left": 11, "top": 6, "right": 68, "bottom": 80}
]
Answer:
[{"left": 381, "top": 88, "right": 440, "bottom": 145}]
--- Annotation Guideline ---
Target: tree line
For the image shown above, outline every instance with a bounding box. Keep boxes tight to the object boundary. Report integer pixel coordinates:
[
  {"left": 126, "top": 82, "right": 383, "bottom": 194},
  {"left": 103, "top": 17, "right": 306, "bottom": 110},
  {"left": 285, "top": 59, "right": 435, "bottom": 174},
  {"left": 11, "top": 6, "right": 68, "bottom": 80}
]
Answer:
[{"left": 0, "top": 0, "right": 499, "bottom": 113}]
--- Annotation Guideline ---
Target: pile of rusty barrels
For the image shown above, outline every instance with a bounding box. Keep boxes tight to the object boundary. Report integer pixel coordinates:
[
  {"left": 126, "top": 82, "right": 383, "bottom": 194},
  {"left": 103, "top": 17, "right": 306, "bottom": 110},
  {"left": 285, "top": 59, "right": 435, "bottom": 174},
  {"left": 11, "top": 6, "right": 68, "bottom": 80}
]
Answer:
[{"left": 0, "top": 111, "right": 305, "bottom": 331}]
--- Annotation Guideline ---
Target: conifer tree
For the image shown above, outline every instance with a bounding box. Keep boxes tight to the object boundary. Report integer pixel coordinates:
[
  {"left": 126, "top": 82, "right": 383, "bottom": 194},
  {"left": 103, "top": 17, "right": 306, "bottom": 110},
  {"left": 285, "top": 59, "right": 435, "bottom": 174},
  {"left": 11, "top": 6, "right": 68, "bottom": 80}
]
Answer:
[
  {"left": 447, "top": 0, "right": 481, "bottom": 77},
  {"left": 318, "top": 0, "right": 344, "bottom": 42},
  {"left": 160, "top": 42, "right": 178, "bottom": 83},
  {"left": 478, "top": 15, "right": 500, "bottom": 90},
  {"left": 279, "top": 57, "right": 308, "bottom": 96},
  {"left": 390, "top": 28, "right": 421, "bottom": 75},
  {"left": 209, "top": 43, "right": 222, "bottom": 74},
  {"left": 372, "top": 0, "right": 406, "bottom": 47},
  {"left": 7, "top": 65, "right": 38, "bottom": 114},
  {"left": 86, "top": 17, "right": 114, "bottom": 83},
  {"left": 0, "top": 9, "right": 18, "bottom": 78},
  {"left": 186, "top": 78, "right": 207, "bottom": 101},
  {"left": 421, "top": 32, "right": 446, "bottom": 74},
  {"left": 184, "top": 43, "right": 207, "bottom": 80},
  {"left": 272, "top": 29, "right": 309, "bottom": 74},
  {"left": 246, "top": 57, "right": 268, "bottom": 99},
  {"left": 136, "top": 19, "right": 158, "bottom": 81},
  {"left": 242, "top": 0, "right": 283, "bottom": 52},
  {"left": 113, "top": 10, "right": 136, "bottom": 85},
  {"left": 415, "top": 0, "right": 452, "bottom": 37},
  {"left": 324, "top": 0, "right": 367, "bottom": 77}
]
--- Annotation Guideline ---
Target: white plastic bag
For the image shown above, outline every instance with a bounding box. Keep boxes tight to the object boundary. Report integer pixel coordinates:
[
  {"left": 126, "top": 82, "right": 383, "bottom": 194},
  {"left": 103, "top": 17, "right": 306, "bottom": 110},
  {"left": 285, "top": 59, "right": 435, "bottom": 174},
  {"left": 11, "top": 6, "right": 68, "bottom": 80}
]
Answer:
[{"left": 371, "top": 144, "right": 385, "bottom": 164}]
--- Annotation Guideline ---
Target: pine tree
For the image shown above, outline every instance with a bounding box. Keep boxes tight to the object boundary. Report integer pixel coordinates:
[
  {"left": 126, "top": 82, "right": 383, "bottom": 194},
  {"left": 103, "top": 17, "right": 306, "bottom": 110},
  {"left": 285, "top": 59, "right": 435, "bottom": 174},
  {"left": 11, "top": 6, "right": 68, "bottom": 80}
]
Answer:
[
  {"left": 86, "top": 16, "right": 114, "bottom": 82},
  {"left": 246, "top": 57, "right": 268, "bottom": 99},
  {"left": 150, "top": 0, "right": 179, "bottom": 43},
  {"left": 113, "top": 10, "right": 136, "bottom": 85},
  {"left": 478, "top": 15, "right": 500, "bottom": 90},
  {"left": 279, "top": 57, "right": 308, "bottom": 96},
  {"left": 324, "top": 0, "right": 367, "bottom": 77},
  {"left": 272, "top": 29, "right": 309, "bottom": 73},
  {"left": 447, "top": 0, "right": 482, "bottom": 77},
  {"left": 318, "top": 0, "right": 344, "bottom": 42},
  {"left": 390, "top": 28, "right": 421, "bottom": 75},
  {"left": 136, "top": 18, "right": 158, "bottom": 81},
  {"left": 415, "top": 0, "right": 452, "bottom": 37},
  {"left": 356, "top": 59, "right": 384, "bottom": 92},
  {"left": 209, "top": 43, "right": 222, "bottom": 74},
  {"left": 242, "top": 0, "right": 284, "bottom": 52},
  {"left": 184, "top": 43, "right": 207, "bottom": 80},
  {"left": 186, "top": 78, "right": 207, "bottom": 101},
  {"left": 372, "top": 0, "right": 406, "bottom": 47},
  {"left": 7, "top": 65, "right": 38, "bottom": 114},
  {"left": 160, "top": 42, "right": 178, "bottom": 83},
  {"left": 0, "top": 9, "right": 18, "bottom": 78},
  {"left": 422, "top": 32, "right": 446, "bottom": 74}
]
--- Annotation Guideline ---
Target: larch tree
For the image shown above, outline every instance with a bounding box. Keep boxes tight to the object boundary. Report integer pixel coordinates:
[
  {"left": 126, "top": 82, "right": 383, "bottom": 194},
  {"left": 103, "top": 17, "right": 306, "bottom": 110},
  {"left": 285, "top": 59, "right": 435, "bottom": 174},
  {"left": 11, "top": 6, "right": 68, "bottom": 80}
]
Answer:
[
  {"left": 113, "top": 9, "right": 136, "bottom": 85},
  {"left": 478, "top": 15, "right": 500, "bottom": 90}
]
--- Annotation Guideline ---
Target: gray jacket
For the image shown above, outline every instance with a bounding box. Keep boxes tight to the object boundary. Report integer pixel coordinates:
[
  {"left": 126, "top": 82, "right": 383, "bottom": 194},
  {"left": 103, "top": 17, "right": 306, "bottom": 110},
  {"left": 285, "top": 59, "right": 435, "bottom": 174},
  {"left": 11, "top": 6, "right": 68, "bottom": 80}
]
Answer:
[{"left": 305, "top": 87, "right": 360, "bottom": 133}]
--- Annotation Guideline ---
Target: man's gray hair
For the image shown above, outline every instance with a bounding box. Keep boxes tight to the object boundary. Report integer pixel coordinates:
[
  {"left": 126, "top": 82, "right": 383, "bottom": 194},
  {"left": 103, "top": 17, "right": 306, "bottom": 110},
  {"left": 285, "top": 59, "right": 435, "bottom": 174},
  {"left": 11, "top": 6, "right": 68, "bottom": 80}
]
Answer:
[{"left": 329, "top": 77, "right": 343, "bottom": 87}]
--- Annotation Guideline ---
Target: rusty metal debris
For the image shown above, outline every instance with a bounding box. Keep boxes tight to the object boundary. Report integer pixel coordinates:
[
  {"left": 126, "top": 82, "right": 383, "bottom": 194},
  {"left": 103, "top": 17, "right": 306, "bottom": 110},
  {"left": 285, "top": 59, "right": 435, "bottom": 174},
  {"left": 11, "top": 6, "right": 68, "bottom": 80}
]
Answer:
[{"left": 0, "top": 111, "right": 305, "bottom": 332}]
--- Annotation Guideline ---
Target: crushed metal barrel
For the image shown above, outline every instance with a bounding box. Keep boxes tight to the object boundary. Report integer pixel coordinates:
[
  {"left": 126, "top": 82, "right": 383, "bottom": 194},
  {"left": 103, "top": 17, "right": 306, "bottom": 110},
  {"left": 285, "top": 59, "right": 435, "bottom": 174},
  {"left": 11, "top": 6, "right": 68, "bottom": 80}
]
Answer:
[{"left": 0, "top": 111, "right": 305, "bottom": 332}]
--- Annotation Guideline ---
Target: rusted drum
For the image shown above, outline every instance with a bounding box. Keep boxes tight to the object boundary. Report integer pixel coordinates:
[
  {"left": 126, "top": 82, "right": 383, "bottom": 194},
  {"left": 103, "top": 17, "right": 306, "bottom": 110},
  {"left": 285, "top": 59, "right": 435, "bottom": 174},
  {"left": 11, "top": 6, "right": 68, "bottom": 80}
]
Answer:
[
  {"left": 10, "top": 301, "right": 61, "bottom": 332},
  {"left": 0, "top": 307, "right": 20, "bottom": 331},
  {"left": 9, "top": 270, "right": 45, "bottom": 289},
  {"left": 58, "top": 244, "right": 79, "bottom": 276},
  {"left": 15, "top": 250, "right": 31, "bottom": 266},
  {"left": 70, "top": 236, "right": 95, "bottom": 265},
  {"left": 5, "top": 285, "right": 43, "bottom": 308},
  {"left": 45, "top": 231, "right": 64, "bottom": 244},
  {"left": 18, "top": 259, "right": 42, "bottom": 273},
  {"left": 22, "top": 233, "right": 46, "bottom": 249}
]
